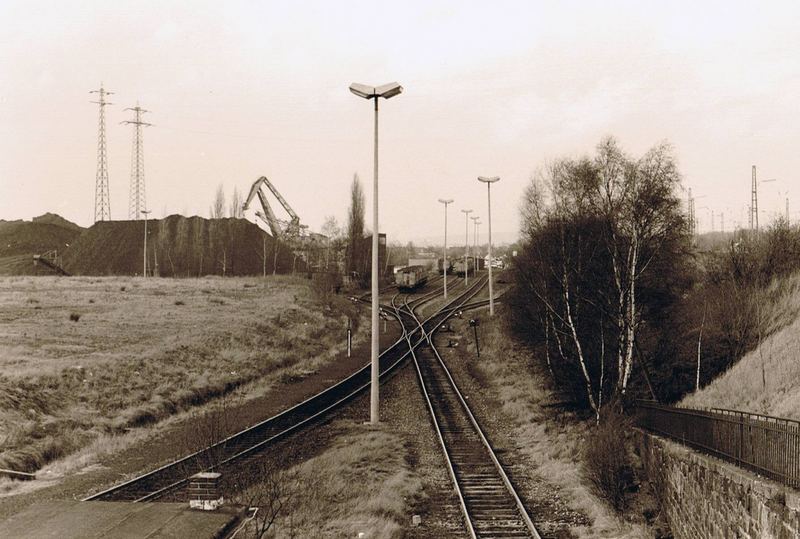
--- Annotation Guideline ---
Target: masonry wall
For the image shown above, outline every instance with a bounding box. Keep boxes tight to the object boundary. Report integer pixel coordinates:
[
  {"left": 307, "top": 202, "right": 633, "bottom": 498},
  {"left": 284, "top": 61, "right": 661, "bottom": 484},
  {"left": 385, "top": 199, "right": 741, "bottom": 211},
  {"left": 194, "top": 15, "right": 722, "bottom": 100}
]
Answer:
[{"left": 637, "top": 431, "right": 800, "bottom": 539}]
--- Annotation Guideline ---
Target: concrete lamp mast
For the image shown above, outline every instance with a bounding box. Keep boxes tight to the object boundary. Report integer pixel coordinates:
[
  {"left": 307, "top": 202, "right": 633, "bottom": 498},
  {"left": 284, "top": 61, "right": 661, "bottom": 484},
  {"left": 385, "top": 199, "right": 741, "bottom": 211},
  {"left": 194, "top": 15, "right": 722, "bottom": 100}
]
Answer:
[
  {"left": 141, "top": 209, "right": 151, "bottom": 278},
  {"left": 478, "top": 176, "right": 500, "bottom": 316},
  {"left": 461, "top": 209, "right": 472, "bottom": 285},
  {"left": 471, "top": 216, "right": 480, "bottom": 271},
  {"left": 349, "top": 81, "right": 403, "bottom": 425},
  {"left": 438, "top": 199, "right": 453, "bottom": 299}
]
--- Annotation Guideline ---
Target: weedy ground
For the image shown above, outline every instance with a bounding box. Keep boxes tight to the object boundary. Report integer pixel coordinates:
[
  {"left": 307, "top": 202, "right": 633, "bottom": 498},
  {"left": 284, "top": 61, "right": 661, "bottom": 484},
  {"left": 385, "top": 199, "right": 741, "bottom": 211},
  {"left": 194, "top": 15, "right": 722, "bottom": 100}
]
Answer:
[
  {"left": 262, "top": 423, "right": 422, "bottom": 538},
  {"left": 683, "top": 270, "right": 800, "bottom": 417},
  {"left": 0, "top": 275, "right": 360, "bottom": 485},
  {"left": 463, "top": 311, "right": 653, "bottom": 538}
]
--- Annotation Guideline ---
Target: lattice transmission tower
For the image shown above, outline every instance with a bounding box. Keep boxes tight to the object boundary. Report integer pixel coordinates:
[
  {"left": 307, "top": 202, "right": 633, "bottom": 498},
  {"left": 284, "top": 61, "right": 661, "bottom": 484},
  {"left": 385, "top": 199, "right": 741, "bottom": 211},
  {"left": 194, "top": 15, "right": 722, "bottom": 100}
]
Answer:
[
  {"left": 123, "top": 104, "right": 152, "bottom": 220},
  {"left": 90, "top": 84, "right": 113, "bottom": 222}
]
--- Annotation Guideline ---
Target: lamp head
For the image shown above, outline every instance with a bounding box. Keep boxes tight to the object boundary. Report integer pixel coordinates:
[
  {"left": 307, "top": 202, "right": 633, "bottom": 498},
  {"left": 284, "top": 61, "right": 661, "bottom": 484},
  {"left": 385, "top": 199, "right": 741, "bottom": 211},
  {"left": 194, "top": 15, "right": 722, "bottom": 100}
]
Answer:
[
  {"left": 438, "top": 198, "right": 454, "bottom": 204},
  {"left": 478, "top": 176, "right": 500, "bottom": 184},
  {"left": 349, "top": 82, "right": 403, "bottom": 100},
  {"left": 461, "top": 209, "right": 472, "bottom": 214}
]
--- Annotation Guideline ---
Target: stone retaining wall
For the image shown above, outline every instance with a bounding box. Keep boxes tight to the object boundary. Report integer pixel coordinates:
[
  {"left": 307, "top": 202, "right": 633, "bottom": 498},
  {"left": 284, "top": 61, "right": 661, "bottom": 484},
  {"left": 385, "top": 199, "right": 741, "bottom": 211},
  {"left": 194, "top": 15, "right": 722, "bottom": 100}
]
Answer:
[{"left": 636, "top": 431, "right": 800, "bottom": 538}]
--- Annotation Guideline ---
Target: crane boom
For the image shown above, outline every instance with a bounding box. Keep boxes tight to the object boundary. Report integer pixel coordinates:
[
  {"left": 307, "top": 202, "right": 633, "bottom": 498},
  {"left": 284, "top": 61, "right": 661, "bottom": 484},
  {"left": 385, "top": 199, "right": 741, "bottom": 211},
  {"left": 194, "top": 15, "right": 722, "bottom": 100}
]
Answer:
[{"left": 242, "top": 176, "right": 302, "bottom": 238}]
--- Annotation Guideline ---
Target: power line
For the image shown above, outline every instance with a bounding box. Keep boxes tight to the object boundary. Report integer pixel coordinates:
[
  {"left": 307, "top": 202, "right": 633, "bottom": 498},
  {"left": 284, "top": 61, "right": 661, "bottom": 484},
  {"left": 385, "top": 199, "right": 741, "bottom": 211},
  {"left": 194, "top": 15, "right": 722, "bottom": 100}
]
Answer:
[
  {"left": 122, "top": 104, "right": 152, "bottom": 220},
  {"left": 90, "top": 84, "right": 113, "bottom": 222}
]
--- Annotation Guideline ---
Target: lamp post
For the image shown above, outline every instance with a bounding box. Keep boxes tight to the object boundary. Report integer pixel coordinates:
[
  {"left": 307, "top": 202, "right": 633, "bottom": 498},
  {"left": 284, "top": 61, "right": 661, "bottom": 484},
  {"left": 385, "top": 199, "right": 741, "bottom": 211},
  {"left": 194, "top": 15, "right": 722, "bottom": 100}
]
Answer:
[
  {"left": 438, "top": 199, "right": 453, "bottom": 299},
  {"left": 461, "top": 209, "right": 472, "bottom": 285},
  {"left": 478, "top": 176, "right": 500, "bottom": 316},
  {"left": 349, "top": 81, "right": 403, "bottom": 425},
  {"left": 141, "top": 209, "right": 151, "bottom": 277},
  {"left": 471, "top": 216, "right": 480, "bottom": 271}
]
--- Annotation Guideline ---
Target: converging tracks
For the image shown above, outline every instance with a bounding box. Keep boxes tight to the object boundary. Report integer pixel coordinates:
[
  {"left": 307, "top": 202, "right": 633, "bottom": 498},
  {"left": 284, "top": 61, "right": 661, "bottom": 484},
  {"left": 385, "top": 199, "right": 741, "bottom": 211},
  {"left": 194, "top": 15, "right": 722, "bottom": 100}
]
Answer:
[
  {"left": 84, "top": 275, "right": 469, "bottom": 504},
  {"left": 85, "top": 274, "right": 539, "bottom": 538},
  {"left": 401, "top": 278, "right": 541, "bottom": 538}
]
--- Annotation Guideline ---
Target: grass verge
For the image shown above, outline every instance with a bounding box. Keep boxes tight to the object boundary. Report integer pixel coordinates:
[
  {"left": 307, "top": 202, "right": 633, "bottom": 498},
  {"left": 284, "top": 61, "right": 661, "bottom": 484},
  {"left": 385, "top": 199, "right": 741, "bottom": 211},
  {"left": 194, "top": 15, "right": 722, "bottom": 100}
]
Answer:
[{"left": 465, "top": 308, "right": 654, "bottom": 538}]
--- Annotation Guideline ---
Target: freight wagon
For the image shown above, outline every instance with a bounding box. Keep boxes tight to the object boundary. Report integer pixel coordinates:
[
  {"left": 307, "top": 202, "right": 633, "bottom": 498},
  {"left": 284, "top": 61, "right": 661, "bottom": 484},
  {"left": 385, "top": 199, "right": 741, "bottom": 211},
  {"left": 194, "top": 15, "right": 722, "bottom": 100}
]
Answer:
[
  {"left": 437, "top": 257, "right": 454, "bottom": 275},
  {"left": 396, "top": 265, "right": 428, "bottom": 290},
  {"left": 453, "top": 258, "right": 475, "bottom": 277}
]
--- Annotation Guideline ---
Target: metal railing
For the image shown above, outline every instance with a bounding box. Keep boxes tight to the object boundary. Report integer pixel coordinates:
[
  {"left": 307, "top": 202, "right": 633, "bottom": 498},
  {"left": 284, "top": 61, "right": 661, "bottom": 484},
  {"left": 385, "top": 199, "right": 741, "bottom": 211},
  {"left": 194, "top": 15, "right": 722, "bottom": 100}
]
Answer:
[{"left": 635, "top": 400, "right": 800, "bottom": 489}]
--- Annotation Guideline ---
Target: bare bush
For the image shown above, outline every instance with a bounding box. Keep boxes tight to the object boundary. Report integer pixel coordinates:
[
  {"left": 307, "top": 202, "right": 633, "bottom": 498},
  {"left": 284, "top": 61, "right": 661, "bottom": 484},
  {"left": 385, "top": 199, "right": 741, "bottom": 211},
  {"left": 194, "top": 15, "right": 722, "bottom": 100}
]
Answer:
[
  {"left": 583, "top": 406, "right": 634, "bottom": 512},
  {"left": 176, "top": 395, "right": 304, "bottom": 539},
  {"left": 224, "top": 456, "right": 308, "bottom": 539}
]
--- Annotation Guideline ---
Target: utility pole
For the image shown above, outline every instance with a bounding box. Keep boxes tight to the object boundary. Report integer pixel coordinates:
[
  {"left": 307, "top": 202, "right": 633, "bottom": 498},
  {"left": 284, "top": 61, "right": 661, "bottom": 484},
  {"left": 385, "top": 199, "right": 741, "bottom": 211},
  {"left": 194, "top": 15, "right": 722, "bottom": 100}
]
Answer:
[
  {"left": 461, "top": 209, "right": 472, "bottom": 285},
  {"left": 141, "top": 209, "right": 151, "bottom": 277},
  {"left": 90, "top": 84, "right": 113, "bottom": 222},
  {"left": 751, "top": 165, "right": 758, "bottom": 231},
  {"left": 124, "top": 104, "right": 152, "bottom": 220},
  {"left": 687, "top": 188, "right": 696, "bottom": 237},
  {"left": 711, "top": 210, "right": 715, "bottom": 232},
  {"left": 721, "top": 212, "right": 725, "bottom": 233},
  {"left": 471, "top": 216, "right": 479, "bottom": 270},
  {"left": 437, "top": 199, "right": 453, "bottom": 299}
]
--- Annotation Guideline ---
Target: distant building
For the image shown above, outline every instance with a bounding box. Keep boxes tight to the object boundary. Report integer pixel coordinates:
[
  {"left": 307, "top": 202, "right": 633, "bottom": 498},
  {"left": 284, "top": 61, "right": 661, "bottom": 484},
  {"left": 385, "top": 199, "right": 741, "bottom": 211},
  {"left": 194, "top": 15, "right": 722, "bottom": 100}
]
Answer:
[{"left": 408, "top": 254, "right": 437, "bottom": 271}]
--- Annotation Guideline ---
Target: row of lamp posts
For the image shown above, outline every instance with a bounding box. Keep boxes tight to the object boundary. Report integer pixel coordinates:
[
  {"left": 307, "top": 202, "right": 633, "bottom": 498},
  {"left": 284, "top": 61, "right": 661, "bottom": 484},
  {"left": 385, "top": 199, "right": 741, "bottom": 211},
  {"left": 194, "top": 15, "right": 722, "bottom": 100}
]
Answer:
[{"left": 349, "top": 81, "right": 499, "bottom": 424}]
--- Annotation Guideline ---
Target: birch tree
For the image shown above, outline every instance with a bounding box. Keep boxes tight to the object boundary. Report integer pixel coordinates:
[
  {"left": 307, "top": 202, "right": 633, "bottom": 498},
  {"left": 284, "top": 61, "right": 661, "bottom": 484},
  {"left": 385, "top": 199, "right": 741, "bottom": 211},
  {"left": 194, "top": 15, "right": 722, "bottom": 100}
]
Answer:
[{"left": 514, "top": 138, "right": 689, "bottom": 416}]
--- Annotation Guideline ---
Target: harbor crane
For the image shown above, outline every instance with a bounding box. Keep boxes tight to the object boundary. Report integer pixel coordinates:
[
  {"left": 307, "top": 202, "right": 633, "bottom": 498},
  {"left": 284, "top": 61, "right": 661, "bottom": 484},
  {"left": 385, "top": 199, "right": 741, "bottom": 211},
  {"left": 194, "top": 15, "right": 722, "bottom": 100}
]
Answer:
[
  {"left": 242, "top": 176, "right": 307, "bottom": 240},
  {"left": 242, "top": 176, "right": 329, "bottom": 272}
]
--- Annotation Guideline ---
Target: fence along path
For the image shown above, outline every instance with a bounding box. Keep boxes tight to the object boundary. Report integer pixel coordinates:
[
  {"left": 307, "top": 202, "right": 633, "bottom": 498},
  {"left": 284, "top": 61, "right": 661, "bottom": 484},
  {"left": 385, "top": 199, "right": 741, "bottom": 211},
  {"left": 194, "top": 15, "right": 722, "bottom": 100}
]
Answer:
[{"left": 635, "top": 400, "right": 800, "bottom": 489}]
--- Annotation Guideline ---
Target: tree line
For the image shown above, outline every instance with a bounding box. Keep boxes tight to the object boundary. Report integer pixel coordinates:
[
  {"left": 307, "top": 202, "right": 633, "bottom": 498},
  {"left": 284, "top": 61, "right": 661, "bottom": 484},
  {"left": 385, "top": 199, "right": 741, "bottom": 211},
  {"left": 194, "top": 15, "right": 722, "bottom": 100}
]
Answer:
[{"left": 511, "top": 136, "right": 800, "bottom": 418}]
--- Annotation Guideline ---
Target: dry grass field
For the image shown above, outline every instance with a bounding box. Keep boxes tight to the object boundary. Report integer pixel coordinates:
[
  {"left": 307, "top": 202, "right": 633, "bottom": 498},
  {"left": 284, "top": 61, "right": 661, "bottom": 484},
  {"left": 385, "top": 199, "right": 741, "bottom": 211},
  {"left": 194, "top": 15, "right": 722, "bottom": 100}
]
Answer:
[
  {"left": 262, "top": 423, "right": 422, "bottom": 538},
  {"left": 683, "top": 271, "right": 800, "bottom": 417},
  {"left": 0, "top": 275, "right": 359, "bottom": 479}
]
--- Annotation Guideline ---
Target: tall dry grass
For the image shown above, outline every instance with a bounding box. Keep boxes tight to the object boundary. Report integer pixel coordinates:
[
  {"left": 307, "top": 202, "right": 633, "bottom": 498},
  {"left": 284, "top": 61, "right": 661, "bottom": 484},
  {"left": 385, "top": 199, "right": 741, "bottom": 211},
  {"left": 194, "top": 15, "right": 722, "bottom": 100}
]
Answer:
[
  {"left": 468, "top": 311, "right": 652, "bottom": 537},
  {"left": 682, "top": 271, "right": 800, "bottom": 418},
  {"left": 0, "top": 275, "right": 363, "bottom": 479},
  {"left": 263, "top": 423, "right": 422, "bottom": 538}
]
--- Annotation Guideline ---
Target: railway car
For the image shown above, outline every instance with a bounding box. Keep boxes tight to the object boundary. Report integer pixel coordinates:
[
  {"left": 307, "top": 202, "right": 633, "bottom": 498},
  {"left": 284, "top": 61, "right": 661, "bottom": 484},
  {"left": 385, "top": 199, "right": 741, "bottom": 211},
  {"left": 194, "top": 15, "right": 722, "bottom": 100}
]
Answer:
[
  {"left": 396, "top": 265, "right": 429, "bottom": 290},
  {"left": 453, "top": 258, "right": 475, "bottom": 277},
  {"left": 437, "top": 257, "right": 454, "bottom": 275}
]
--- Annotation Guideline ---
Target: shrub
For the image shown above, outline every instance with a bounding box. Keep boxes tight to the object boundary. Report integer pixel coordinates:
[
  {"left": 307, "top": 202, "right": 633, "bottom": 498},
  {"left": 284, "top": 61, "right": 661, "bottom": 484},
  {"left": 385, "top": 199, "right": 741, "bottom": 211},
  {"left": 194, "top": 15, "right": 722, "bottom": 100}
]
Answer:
[
  {"left": 175, "top": 300, "right": 185, "bottom": 306},
  {"left": 583, "top": 406, "right": 634, "bottom": 512},
  {"left": 69, "top": 313, "right": 81, "bottom": 322}
]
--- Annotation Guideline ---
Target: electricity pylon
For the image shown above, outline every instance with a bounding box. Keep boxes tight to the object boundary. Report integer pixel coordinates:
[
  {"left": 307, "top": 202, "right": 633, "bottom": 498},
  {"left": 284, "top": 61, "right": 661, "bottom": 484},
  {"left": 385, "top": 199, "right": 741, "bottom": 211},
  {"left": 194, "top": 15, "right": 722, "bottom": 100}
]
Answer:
[
  {"left": 90, "top": 84, "right": 113, "bottom": 222},
  {"left": 123, "top": 104, "right": 151, "bottom": 220}
]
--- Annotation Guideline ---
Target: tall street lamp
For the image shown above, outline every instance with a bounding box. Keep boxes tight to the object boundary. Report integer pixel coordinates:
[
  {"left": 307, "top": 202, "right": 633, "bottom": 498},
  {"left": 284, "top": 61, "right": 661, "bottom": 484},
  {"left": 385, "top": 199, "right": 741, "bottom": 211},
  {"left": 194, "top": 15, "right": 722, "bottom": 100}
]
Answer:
[
  {"left": 461, "top": 209, "right": 472, "bottom": 285},
  {"left": 349, "top": 81, "right": 403, "bottom": 425},
  {"left": 438, "top": 198, "right": 453, "bottom": 299},
  {"left": 478, "top": 176, "right": 500, "bottom": 316},
  {"left": 141, "top": 209, "right": 151, "bottom": 277},
  {"left": 471, "top": 216, "right": 480, "bottom": 270}
]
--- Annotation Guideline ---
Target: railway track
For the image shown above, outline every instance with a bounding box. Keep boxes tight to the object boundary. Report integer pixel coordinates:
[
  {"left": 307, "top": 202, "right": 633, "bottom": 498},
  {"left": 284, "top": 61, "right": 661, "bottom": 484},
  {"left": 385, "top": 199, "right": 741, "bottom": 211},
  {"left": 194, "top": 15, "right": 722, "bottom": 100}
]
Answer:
[
  {"left": 404, "top": 280, "right": 541, "bottom": 538},
  {"left": 84, "top": 277, "right": 478, "bottom": 503}
]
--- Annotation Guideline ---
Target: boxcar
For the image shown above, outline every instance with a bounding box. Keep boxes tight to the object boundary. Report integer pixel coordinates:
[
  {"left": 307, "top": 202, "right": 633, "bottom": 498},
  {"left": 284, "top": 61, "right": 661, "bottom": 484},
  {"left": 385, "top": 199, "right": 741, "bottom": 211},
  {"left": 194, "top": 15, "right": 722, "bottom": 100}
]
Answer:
[
  {"left": 437, "top": 257, "right": 454, "bottom": 275},
  {"left": 453, "top": 258, "right": 475, "bottom": 277},
  {"left": 396, "top": 265, "right": 429, "bottom": 290}
]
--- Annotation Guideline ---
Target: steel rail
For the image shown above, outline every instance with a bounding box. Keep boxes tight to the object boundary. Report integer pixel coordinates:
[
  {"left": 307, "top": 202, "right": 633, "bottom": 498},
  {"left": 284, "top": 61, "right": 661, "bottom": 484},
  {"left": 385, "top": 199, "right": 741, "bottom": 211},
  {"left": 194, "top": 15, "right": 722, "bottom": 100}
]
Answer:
[
  {"left": 406, "top": 283, "right": 540, "bottom": 538},
  {"left": 84, "top": 316, "right": 412, "bottom": 502},
  {"left": 84, "top": 278, "right": 475, "bottom": 503}
]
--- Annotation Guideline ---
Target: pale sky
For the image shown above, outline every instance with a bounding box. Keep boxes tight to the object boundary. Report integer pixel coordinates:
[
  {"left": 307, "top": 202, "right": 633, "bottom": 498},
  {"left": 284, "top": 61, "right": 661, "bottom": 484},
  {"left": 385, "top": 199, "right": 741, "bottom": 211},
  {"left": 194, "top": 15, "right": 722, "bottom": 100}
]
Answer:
[{"left": 1, "top": 1, "right": 799, "bottom": 245}]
